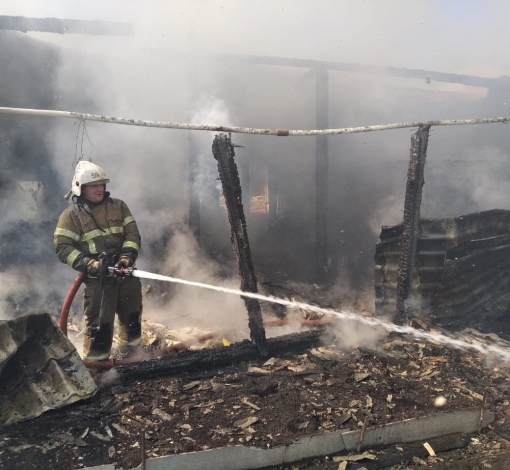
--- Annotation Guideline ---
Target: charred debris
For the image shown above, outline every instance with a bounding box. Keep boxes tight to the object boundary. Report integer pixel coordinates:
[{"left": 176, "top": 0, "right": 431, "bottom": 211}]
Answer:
[
  {"left": 3, "top": 16, "right": 510, "bottom": 469},
  {"left": 3, "top": 122, "right": 510, "bottom": 468}
]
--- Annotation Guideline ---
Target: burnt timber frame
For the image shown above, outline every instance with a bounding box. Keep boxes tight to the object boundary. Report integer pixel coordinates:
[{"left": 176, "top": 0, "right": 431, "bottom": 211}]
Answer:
[
  {"left": 395, "top": 125, "right": 431, "bottom": 324},
  {"left": 212, "top": 134, "right": 267, "bottom": 351},
  {"left": 2, "top": 39, "right": 503, "bottom": 318},
  {"left": 206, "top": 53, "right": 501, "bottom": 284},
  {"left": 217, "top": 53, "right": 499, "bottom": 89},
  {"left": 8, "top": 33, "right": 495, "bottom": 282},
  {"left": 41, "top": 46, "right": 505, "bottom": 286}
]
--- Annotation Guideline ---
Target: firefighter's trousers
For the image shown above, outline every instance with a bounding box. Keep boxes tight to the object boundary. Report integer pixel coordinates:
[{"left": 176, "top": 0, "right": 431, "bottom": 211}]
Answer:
[{"left": 82, "top": 276, "right": 143, "bottom": 360}]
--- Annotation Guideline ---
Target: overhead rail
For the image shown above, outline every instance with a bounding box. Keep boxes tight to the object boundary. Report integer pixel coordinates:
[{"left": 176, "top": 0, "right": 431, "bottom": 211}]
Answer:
[
  {"left": 0, "top": 15, "right": 133, "bottom": 36},
  {"left": 219, "top": 53, "right": 499, "bottom": 89},
  {"left": 0, "top": 106, "right": 509, "bottom": 136}
]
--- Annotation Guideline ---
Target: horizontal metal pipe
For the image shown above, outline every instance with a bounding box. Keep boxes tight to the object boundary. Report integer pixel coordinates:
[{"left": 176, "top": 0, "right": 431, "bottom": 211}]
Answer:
[{"left": 1, "top": 106, "right": 509, "bottom": 136}]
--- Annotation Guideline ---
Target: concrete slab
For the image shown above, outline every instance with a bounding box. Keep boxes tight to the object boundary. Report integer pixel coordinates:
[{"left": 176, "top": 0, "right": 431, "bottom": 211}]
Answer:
[
  {"left": 137, "top": 430, "right": 346, "bottom": 470},
  {"left": 83, "top": 408, "right": 494, "bottom": 470},
  {"left": 341, "top": 409, "right": 495, "bottom": 451}
]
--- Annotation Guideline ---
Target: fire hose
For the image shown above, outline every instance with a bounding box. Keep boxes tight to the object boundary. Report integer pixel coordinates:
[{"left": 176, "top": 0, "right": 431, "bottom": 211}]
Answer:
[
  {"left": 59, "top": 272, "right": 86, "bottom": 336},
  {"left": 59, "top": 266, "right": 219, "bottom": 369},
  {"left": 59, "top": 266, "right": 350, "bottom": 369}
]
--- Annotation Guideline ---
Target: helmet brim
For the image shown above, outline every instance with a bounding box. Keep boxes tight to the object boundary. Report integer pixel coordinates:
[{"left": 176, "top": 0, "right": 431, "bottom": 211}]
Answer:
[{"left": 82, "top": 179, "right": 110, "bottom": 186}]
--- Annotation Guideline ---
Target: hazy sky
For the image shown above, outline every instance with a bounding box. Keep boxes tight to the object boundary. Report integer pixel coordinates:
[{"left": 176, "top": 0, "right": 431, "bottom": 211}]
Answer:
[{"left": 1, "top": 1, "right": 508, "bottom": 78}]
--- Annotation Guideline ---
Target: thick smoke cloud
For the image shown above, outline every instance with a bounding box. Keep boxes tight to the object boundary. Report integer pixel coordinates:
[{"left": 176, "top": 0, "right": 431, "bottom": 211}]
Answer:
[{"left": 1, "top": 1, "right": 510, "bottom": 329}]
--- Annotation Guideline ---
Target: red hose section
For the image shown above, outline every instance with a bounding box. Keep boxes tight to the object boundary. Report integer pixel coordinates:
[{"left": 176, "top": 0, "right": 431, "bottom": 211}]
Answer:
[
  {"left": 60, "top": 274, "right": 373, "bottom": 370},
  {"left": 59, "top": 272, "right": 86, "bottom": 336}
]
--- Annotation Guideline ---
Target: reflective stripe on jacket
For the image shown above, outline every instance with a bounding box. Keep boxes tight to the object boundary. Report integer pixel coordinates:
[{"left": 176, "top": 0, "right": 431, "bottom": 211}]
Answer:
[{"left": 54, "top": 196, "right": 141, "bottom": 272}]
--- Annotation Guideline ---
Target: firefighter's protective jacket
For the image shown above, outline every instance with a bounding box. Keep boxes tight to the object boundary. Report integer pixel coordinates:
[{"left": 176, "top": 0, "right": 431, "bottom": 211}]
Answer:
[{"left": 54, "top": 194, "right": 141, "bottom": 272}]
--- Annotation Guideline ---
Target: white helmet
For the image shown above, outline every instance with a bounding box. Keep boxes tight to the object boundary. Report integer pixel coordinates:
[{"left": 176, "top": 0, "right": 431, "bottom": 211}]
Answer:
[{"left": 71, "top": 161, "right": 110, "bottom": 197}]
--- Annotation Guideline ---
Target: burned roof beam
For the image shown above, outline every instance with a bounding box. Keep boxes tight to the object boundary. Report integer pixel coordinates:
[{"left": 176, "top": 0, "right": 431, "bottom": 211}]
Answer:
[
  {"left": 0, "top": 16, "right": 133, "bottom": 36},
  {"left": 219, "top": 53, "right": 497, "bottom": 89}
]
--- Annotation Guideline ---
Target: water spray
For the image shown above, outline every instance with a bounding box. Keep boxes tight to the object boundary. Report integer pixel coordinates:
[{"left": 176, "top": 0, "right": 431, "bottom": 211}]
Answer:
[{"left": 126, "top": 269, "right": 510, "bottom": 363}]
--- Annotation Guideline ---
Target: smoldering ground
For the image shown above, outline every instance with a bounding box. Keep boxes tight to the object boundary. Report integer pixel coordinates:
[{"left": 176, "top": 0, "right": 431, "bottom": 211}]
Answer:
[{"left": 1, "top": 1, "right": 510, "bottom": 342}]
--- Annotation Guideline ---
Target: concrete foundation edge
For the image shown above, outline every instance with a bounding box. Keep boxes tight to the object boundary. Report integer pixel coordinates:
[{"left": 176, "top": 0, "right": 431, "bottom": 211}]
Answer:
[{"left": 82, "top": 408, "right": 494, "bottom": 470}]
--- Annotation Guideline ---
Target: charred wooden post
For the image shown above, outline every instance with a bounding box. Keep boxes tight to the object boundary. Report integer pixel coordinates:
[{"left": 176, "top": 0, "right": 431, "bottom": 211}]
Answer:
[
  {"left": 395, "top": 125, "right": 431, "bottom": 324},
  {"left": 212, "top": 134, "right": 267, "bottom": 351},
  {"left": 238, "top": 150, "right": 250, "bottom": 211},
  {"left": 315, "top": 67, "right": 330, "bottom": 283}
]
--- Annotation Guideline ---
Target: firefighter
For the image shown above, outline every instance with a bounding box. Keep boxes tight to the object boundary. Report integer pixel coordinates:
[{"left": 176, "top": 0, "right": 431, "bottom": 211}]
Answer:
[{"left": 54, "top": 161, "right": 143, "bottom": 361}]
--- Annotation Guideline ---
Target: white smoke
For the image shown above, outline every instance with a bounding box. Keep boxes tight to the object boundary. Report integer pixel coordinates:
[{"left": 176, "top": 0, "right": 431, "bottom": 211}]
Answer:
[{"left": 1, "top": 1, "right": 510, "bottom": 340}]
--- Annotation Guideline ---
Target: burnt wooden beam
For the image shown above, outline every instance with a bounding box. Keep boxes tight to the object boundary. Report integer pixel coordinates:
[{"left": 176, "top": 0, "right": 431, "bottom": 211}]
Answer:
[
  {"left": 218, "top": 53, "right": 497, "bottom": 89},
  {"left": 143, "top": 46, "right": 499, "bottom": 88},
  {"left": 0, "top": 16, "right": 133, "bottom": 36},
  {"left": 116, "top": 330, "right": 323, "bottom": 382},
  {"left": 315, "top": 67, "right": 329, "bottom": 283},
  {"left": 395, "top": 125, "right": 431, "bottom": 324},
  {"left": 212, "top": 134, "right": 267, "bottom": 351}
]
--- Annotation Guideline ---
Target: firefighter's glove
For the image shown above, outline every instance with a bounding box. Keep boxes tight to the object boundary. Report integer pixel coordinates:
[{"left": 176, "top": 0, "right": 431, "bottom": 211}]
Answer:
[
  {"left": 86, "top": 259, "right": 101, "bottom": 277},
  {"left": 114, "top": 256, "right": 133, "bottom": 278},
  {"left": 115, "top": 255, "right": 133, "bottom": 269}
]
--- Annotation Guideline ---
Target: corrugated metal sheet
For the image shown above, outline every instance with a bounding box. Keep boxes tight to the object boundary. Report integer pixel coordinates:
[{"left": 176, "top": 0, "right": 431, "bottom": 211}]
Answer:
[
  {"left": 0, "top": 313, "right": 96, "bottom": 426},
  {"left": 375, "top": 209, "right": 510, "bottom": 320}
]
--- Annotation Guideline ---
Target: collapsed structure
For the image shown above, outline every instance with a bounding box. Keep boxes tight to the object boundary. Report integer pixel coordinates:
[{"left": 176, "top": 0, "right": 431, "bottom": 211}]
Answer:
[
  {"left": 376, "top": 209, "right": 510, "bottom": 333},
  {"left": 3, "top": 13, "right": 510, "bottom": 470},
  {"left": 0, "top": 313, "right": 96, "bottom": 426}
]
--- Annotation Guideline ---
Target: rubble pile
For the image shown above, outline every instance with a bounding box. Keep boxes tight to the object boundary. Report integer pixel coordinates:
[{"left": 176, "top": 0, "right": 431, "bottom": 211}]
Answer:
[
  {"left": 2, "top": 327, "right": 510, "bottom": 469},
  {"left": 0, "top": 313, "right": 97, "bottom": 427}
]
